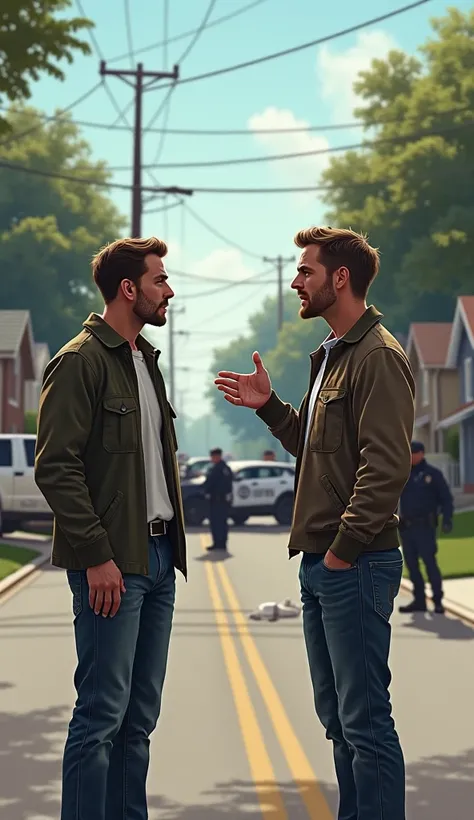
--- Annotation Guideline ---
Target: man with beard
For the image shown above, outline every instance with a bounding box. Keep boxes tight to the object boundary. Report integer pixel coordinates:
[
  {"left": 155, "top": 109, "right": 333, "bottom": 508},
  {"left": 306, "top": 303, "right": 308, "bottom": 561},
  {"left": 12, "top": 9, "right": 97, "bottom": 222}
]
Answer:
[
  {"left": 35, "top": 237, "right": 186, "bottom": 820},
  {"left": 215, "top": 227, "right": 415, "bottom": 820}
]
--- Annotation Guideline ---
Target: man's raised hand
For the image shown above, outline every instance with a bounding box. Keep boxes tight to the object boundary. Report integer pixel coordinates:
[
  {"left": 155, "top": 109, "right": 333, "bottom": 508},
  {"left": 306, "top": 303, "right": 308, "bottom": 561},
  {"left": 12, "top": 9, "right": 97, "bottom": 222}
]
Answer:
[{"left": 215, "top": 351, "right": 271, "bottom": 410}]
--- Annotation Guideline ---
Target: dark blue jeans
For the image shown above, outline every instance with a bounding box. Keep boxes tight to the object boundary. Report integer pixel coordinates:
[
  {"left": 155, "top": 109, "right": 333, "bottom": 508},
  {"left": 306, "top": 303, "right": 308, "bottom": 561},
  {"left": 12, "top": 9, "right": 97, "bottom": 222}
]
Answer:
[
  {"left": 300, "top": 548, "right": 405, "bottom": 820},
  {"left": 61, "top": 536, "right": 176, "bottom": 820}
]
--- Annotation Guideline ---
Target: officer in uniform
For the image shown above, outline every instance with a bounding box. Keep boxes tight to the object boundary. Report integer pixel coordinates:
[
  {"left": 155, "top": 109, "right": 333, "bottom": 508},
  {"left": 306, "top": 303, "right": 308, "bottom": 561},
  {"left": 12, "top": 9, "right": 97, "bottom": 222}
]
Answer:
[
  {"left": 399, "top": 441, "right": 454, "bottom": 614},
  {"left": 203, "top": 448, "right": 233, "bottom": 551}
]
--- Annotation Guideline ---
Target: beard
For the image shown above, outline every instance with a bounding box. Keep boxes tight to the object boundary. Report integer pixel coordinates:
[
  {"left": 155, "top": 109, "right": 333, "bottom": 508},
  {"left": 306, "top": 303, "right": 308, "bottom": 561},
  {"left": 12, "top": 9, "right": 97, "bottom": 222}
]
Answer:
[
  {"left": 133, "top": 287, "right": 167, "bottom": 327},
  {"left": 299, "top": 274, "right": 336, "bottom": 319}
]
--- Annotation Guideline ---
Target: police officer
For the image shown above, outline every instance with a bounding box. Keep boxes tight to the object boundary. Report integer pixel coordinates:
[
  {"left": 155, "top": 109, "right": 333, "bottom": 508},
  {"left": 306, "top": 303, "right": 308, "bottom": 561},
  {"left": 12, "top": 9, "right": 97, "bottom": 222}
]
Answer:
[
  {"left": 399, "top": 441, "right": 454, "bottom": 614},
  {"left": 204, "top": 448, "right": 233, "bottom": 551}
]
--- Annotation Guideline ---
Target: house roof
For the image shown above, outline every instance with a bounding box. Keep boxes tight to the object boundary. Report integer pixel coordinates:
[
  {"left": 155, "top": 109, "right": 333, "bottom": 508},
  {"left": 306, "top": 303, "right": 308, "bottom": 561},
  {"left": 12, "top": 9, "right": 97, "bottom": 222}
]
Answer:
[
  {"left": 437, "top": 399, "right": 474, "bottom": 430},
  {"left": 446, "top": 296, "right": 474, "bottom": 367},
  {"left": 406, "top": 322, "right": 453, "bottom": 367},
  {"left": 0, "top": 310, "right": 31, "bottom": 355}
]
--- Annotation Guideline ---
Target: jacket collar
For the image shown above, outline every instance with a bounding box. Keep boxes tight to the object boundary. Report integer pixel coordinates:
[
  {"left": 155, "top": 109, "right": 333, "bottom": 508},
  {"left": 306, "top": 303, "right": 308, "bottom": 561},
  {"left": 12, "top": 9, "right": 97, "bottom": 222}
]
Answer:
[
  {"left": 83, "top": 313, "right": 159, "bottom": 358},
  {"left": 340, "top": 305, "right": 383, "bottom": 344},
  {"left": 310, "top": 305, "right": 383, "bottom": 362}
]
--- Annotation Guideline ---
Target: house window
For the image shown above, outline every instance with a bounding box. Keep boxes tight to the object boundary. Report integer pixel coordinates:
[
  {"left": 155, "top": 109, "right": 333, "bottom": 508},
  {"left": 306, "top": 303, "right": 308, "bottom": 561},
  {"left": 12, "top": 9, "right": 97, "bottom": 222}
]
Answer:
[
  {"left": 422, "top": 368, "right": 430, "bottom": 406},
  {"left": 465, "top": 357, "right": 473, "bottom": 403}
]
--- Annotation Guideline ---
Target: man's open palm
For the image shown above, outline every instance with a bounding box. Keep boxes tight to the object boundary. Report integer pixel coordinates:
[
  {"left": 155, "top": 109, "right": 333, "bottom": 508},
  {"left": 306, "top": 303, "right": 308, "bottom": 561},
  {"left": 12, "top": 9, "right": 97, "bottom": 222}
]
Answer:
[{"left": 215, "top": 352, "right": 271, "bottom": 409}]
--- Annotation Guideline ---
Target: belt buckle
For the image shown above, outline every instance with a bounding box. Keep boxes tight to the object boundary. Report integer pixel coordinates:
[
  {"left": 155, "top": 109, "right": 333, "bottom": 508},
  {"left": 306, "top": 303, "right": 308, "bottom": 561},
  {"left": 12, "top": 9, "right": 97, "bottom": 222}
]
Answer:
[{"left": 150, "top": 519, "right": 165, "bottom": 537}]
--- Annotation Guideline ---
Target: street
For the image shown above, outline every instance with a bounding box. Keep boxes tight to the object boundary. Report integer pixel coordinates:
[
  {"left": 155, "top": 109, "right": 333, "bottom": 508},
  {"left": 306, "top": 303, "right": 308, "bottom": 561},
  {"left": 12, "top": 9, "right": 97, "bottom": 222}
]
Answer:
[{"left": 1, "top": 523, "right": 474, "bottom": 819}]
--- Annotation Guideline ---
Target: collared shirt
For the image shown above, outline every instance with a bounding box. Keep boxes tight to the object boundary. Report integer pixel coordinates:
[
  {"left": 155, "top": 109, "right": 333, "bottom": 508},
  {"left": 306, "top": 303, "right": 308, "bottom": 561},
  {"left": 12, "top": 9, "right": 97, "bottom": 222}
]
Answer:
[{"left": 304, "top": 335, "right": 339, "bottom": 445}]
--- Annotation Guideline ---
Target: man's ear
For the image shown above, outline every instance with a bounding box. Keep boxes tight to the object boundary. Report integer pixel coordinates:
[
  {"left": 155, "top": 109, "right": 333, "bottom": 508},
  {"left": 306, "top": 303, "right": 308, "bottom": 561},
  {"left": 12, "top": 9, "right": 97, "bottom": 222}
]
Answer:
[{"left": 334, "top": 266, "right": 350, "bottom": 291}]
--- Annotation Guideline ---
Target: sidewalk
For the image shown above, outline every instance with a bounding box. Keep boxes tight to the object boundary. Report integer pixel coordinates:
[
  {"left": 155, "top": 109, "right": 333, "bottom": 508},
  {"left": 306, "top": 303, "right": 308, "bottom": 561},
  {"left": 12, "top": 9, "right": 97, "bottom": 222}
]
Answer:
[
  {"left": 0, "top": 532, "right": 51, "bottom": 598},
  {"left": 400, "top": 576, "right": 474, "bottom": 623}
]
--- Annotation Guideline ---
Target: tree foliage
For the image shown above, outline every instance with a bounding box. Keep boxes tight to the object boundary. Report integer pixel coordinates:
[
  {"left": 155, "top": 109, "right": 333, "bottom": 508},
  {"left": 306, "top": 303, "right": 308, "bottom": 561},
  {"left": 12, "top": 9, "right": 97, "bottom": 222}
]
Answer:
[
  {"left": 0, "top": 0, "right": 92, "bottom": 133},
  {"left": 0, "top": 107, "right": 126, "bottom": 353},
  {"left": 321, "top": 7, "right": 474, "bottom": 331},
  {"left": 209, "top": 291, "right": 327, "bottom": 445}
]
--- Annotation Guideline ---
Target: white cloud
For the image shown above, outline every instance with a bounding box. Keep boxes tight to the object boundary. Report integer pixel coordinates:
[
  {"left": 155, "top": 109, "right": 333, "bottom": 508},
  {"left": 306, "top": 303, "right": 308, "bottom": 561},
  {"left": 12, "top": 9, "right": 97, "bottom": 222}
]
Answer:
[
  {"left": 248, "top": 106, "right": 331, "bottom": 189},
  {"left": 317, "top": 30, "right": 397, "bottom": 121},
  {"left": 192, "top": 248, "right": 254, "bottom": 282}
]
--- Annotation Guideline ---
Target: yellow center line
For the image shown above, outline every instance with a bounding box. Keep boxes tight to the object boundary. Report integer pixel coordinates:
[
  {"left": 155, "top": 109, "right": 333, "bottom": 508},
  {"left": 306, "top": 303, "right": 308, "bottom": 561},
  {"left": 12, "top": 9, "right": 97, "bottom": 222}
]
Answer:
[
  {"left": 201, "top": 535, "right": 288, "bottom": 819},
  {"left": 216, "top": 562, "right": 334, "bottom": 820}
]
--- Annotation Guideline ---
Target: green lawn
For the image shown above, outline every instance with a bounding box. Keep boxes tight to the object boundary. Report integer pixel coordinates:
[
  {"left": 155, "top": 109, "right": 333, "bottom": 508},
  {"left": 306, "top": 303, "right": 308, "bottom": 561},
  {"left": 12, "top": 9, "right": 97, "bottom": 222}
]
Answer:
[
  {"left": 402, "top": 510, "right": 474, "bottom": 580},
  {"left": 0, "top": 543, "right": 40, "bottom": 582}
]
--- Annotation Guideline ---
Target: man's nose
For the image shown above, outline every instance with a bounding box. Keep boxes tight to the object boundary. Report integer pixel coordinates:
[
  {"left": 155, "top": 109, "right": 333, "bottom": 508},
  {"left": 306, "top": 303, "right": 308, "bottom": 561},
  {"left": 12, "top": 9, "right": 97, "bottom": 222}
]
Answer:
[{"left": 166, "top": 285, "right": 175, "bottom": 300}]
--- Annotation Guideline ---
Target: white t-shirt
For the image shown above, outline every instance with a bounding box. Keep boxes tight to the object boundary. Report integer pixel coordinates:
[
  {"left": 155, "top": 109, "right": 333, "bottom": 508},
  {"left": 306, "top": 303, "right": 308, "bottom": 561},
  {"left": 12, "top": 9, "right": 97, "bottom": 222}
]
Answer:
[
  {"left": 304, "top": 336, "right": 339, "bottom": 445},
  {"left": 132, "top": 350, "right": 174, "bottom": 523}
]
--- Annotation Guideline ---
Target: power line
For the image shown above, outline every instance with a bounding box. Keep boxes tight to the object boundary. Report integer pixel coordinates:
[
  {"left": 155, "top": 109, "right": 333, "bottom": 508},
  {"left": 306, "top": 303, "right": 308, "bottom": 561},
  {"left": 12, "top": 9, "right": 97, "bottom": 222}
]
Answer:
[
  {"left": 183, "top": 267, "right": 276, "bottom": 298},
  {"left": 177, "top": 0, "right": 218, "bottom": 64},
  {"left": 4, "top": 102, "right": 469, "bottom": 138},
  {"left": 0, "top": 81, "right": 104, "bottom": 147},
  {"left": 0, "top": 159, "right": 398, "bottom": 194},
  {"left": 75, "top": 0, "right": 132, "bottom": 128},
  {"left": 124, "top": 0, "right": 134, "bottom": 68},
  {"left": 144, "top": 199, "right": 183, "bottom": 215},
  {"left": 183, "top": 202, "right": 263, "bottom": 260},
  {"left": 146, "top": 0, "right": 218, "bottom": 164},
  {"left": 112, "top": 118, "right": 474, "bottom": 171},
  {"left": 153, "top": 1, "right": 434, "bottom": 89},
  {"left": 0, "top": 158, "right": 193, "bottom": 194},
  {"left": 107, "top": 0, "right": 271, "bottom": 65}
]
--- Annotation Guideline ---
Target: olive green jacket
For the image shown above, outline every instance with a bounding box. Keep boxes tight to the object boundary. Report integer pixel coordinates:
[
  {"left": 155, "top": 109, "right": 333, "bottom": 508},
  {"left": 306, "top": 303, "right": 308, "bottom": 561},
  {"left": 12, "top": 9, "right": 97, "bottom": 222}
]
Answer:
[
  {"left": 35, "top": 314, "right": 187, "bottom": 578},
  {"left": 257, "top": 306, "right": 415, "bottom": 564}
]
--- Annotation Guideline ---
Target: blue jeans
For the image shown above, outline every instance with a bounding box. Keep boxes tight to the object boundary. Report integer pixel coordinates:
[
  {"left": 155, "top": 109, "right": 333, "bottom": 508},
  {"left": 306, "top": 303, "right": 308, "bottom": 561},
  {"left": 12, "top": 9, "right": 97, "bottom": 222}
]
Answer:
[
  {"left": 61, "top": 536, "right": 176, "bottom": 820},
  {"left": 299, "top": 548, "right": 405, "bottom": 820}
]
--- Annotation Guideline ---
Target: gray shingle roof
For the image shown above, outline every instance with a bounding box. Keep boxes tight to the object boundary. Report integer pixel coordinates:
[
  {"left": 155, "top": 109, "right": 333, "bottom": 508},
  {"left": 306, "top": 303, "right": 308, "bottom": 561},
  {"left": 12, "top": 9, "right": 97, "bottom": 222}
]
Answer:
[{"left": 0, "top": 310, "right": 30, "bottom": 354}]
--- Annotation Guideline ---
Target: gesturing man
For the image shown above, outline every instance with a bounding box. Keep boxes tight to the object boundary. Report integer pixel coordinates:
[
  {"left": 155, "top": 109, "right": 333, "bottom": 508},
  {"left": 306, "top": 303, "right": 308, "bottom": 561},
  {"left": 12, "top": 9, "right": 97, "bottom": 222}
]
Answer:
[
  {"left": 35, "top": 237, "right": 186, "bottom": 820},
  {"left": 215, "top": 227, "right": 415, "bottom": 820}
]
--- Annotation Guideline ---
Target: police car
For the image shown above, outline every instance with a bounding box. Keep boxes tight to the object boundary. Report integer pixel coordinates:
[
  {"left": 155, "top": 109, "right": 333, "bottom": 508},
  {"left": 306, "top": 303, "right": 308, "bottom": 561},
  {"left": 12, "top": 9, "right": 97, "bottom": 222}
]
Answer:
[{"left": 180, "top": 459, "right": 295, "bottom": 527}]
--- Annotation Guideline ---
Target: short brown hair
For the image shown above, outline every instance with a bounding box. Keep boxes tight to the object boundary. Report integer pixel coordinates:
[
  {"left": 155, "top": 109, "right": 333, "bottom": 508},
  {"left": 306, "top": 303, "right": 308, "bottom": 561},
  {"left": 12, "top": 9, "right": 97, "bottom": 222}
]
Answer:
[
  {"left": 92, "top": 236, "right": 168, "bottom": 303},
  {"left": 294, "top": 226, "right": 380, "bottom": 299}
]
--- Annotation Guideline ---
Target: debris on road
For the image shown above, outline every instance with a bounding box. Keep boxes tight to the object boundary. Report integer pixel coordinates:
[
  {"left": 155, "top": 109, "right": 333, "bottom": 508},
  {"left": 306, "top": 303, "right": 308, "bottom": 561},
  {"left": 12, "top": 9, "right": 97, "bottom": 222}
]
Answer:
[{"left": 249, "top": 598, "right": 301, "bottom": 621}]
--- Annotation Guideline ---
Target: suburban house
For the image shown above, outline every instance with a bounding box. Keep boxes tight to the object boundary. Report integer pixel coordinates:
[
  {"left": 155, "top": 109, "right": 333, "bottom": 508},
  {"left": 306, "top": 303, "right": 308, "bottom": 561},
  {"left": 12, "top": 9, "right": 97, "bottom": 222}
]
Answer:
[
  {"left": 405, "top": 321, "right": 459, "bottom": 453},
  {"left": 438, "top": 296, "right": 474, "bottom": 493},
  {"left": 0, "top": 311, "right": 36, "bottom": 433},
  {"left": 24, "top": 342, "right": 51, "bottom": 414}
]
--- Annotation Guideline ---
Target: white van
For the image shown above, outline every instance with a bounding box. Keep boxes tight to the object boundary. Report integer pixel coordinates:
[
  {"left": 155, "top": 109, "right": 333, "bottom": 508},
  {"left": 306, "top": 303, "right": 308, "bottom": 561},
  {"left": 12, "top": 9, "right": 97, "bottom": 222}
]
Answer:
[{"left": 0, "top": 434, "right": 52, "bottom": 536}]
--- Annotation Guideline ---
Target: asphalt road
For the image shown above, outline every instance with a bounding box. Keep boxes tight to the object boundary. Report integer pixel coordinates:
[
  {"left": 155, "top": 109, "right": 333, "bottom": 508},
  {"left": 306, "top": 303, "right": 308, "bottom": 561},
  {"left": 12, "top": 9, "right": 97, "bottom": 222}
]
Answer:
[{"left": 1, "top": 522, "right": 473, "bottom": 819}]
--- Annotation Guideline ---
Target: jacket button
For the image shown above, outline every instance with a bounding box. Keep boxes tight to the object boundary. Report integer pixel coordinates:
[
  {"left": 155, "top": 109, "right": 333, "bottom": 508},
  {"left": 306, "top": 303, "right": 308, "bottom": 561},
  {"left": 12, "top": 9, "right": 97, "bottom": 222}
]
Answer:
[{"left": 121, "top": 404, "right": 127, "bottom": 413}]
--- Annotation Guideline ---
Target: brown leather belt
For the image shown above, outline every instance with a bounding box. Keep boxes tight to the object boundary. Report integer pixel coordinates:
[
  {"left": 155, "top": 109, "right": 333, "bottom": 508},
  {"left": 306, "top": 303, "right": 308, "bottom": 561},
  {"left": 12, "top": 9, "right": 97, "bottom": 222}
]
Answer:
[{"left": 148, "top": 519, "right": 168, "bottom": 537}]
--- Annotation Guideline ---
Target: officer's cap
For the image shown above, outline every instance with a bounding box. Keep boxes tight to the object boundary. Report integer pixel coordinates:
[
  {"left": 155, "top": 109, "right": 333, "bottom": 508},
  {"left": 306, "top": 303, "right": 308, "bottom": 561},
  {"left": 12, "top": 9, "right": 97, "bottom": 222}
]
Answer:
[{"left": 411, "top": 441, "right": 425, "bottom": 454}]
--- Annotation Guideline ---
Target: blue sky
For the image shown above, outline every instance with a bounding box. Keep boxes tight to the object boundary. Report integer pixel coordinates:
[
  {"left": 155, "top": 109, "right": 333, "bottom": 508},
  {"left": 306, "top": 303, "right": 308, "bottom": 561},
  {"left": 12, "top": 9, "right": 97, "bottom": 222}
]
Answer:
[{"left": 29, "top": 0, "right": 470, "bottom": 417}]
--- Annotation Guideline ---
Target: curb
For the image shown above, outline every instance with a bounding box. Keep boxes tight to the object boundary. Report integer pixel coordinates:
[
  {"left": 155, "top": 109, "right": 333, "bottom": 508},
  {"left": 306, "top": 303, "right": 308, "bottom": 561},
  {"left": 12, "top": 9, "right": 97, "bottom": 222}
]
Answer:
[
  {"left": 0, "top": 549, "right": 51, "bottom": 597},
  {"left": 399, "top": 578, "right": 474, "bottom": 625}
]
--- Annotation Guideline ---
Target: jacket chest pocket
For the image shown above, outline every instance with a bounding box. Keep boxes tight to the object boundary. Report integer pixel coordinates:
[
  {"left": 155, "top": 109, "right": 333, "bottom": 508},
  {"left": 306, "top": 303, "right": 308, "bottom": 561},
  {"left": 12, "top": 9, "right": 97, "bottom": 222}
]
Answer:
[
  {"left": 102, "top": 397, "right": 138, "bottom": 453},
  {"left": 310, "top": 388, "right": 346, "bottom": 453}
]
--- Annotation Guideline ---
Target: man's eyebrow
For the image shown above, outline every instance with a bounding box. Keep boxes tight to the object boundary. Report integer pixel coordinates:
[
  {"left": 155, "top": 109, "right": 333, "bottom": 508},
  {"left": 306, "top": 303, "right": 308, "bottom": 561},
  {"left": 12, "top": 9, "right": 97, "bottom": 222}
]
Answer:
[
  {"left": 297, "top": 264, "right": 311, "bottom": 273},
  {"left": 154, "top": 272, "right": 168, "bottom": 280}
]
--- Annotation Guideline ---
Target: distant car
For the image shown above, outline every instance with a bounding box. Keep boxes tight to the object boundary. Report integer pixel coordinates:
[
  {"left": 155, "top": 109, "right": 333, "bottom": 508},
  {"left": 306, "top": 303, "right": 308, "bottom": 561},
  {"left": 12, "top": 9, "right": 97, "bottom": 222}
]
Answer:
[
  {"left": 0, "top": 434, "right": 52, "bottom": 536},
  {"left": 180, "top": 459, "right": 295, "bottom": 527},
  {"left": 179, "top": 457, "right": 212, "bottom": 480}
]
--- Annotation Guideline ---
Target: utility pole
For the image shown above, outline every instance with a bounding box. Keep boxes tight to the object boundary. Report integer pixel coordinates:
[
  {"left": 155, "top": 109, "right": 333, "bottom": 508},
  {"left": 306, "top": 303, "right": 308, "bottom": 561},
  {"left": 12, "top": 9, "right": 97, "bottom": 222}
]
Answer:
[
  {"left": 99, "top": 61, "right": 191, "bottom": 236},
  {"left": 263, "top": 255, "right": 296, "bottom": 332},
  {"left": 168, "top": 307, "right": 187, "bottom": 408}
]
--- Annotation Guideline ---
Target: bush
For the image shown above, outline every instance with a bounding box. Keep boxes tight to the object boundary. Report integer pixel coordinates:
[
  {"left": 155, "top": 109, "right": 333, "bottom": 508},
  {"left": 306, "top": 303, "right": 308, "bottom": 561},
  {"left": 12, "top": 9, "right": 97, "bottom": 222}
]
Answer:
[{"left": 24, "top": 411, "right": 38, "bottom": 434}]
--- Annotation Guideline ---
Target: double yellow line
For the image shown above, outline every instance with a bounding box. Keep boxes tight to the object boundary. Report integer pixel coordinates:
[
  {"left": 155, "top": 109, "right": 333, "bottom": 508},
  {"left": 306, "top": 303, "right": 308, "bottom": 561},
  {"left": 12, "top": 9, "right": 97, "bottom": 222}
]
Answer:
[{"left": 201, "top": 534, "right": 333, "bottom": 820}]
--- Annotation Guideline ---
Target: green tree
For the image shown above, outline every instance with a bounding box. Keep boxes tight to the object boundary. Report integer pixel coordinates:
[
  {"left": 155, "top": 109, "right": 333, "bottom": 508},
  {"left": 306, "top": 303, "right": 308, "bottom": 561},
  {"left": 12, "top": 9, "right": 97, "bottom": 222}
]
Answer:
[
  {"left": 0, "top": 0, "right": 91, "bottom": 132},
  {"left": 321, "top": 7, "right": 474, "bottom": 332},
  {"left": 0, "top": 107, "right": 126, "bottom": 353}
]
